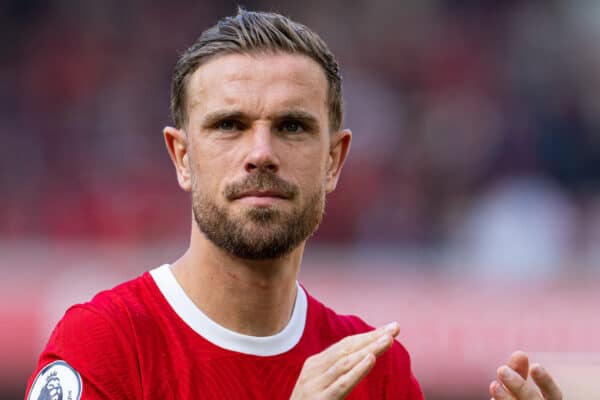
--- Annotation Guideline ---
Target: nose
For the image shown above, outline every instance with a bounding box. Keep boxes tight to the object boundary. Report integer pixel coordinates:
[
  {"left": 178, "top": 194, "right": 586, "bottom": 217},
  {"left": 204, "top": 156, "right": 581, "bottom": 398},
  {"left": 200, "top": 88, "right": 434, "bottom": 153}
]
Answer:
[{"left": 244, "top": 124, "right": 280, "bottom": 173}]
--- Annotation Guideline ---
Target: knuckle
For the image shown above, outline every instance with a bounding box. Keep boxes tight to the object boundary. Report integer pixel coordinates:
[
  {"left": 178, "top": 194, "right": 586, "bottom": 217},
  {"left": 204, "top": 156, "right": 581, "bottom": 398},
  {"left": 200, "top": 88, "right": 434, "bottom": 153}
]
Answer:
[
  {"left": 324, "top": 366, "right": 336, "bottom": 380},
  {"left": 510, "top": 380, "right": 528, "bottom": 395},
  {"left": 328, "top": 356, "right": 349, "bottom": 376},
  {"left": 341, "top": 355, "right": 352, "bottom": 369},
  {"left": 336, "top": 379, "right": 350, "bottom": 394},
  {"left": 521, "top": 382, "right": 536, "bottom": 395},
  {"left": 339, "top": 380, "right": 349, "bottom": 391}
]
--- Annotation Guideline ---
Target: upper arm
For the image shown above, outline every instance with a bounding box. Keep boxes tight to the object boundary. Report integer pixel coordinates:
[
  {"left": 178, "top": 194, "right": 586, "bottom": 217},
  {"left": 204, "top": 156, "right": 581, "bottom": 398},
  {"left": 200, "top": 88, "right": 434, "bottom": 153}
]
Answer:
[{"left": 26, "top": 305, "right": 141, "bottom": 400}]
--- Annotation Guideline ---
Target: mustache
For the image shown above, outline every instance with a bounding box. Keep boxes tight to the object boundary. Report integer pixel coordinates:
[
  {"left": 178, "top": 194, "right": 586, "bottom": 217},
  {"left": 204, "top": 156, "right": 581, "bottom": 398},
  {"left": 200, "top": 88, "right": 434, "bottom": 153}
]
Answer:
[{"left": 224, "top": 172, "right": 298, "bottom": 200}]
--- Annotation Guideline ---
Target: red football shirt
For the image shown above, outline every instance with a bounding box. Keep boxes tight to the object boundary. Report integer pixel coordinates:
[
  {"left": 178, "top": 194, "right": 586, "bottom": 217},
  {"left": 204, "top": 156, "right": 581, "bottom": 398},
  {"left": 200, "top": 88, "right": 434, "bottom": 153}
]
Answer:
[{"left": 26, "top": 265, "right": 423, "bottom": 399}]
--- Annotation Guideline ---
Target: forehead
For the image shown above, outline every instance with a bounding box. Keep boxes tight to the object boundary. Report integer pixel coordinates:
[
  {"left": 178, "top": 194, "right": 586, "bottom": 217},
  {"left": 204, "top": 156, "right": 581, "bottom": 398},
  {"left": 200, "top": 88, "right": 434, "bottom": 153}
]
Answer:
[{"left": 186, "top": 52, "right": 329, "bottom": 117}]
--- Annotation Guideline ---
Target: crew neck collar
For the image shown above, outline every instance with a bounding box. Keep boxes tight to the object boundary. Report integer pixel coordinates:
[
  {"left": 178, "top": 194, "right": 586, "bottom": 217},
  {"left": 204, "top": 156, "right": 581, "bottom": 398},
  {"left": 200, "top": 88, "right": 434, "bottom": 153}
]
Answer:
[{"left": 149, "top": 264, "right": 307, "bottom": 356}]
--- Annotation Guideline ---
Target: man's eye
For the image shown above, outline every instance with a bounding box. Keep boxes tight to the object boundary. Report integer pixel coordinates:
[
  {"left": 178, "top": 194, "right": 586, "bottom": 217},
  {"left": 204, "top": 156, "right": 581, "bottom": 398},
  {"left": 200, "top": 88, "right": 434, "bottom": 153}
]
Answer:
[
  {"left": 218, "top": 120, "right": 240, "bottom": 131},
  {"left": 280, "top": 120, "right": 304, "bottom": 133}
]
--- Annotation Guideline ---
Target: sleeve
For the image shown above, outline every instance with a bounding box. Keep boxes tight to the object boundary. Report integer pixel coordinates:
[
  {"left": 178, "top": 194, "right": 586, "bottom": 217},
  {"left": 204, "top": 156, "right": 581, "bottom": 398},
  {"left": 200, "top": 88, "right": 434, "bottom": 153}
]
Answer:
[
  {"left": 405, "top": 371, "right": 424, "bottom": 400},
  {"left": 385, "top": 341, "right": 425, "bottom": 400},
  {"left": 25, "top": 304, "right": 142, "bottom": 400}
]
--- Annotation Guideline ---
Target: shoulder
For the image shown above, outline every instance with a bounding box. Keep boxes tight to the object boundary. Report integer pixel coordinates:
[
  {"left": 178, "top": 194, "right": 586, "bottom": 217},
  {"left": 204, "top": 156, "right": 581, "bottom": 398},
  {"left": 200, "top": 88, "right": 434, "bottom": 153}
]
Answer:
[
  {"left": 43, "top": 270, "right": 160, "bottom": 365},
  {"left": 304, "top": 289, "right": 375, "bottom": 339},
  {"left": 60, "top": 269, "right": 166, "bottom": 335},
  {"left": 86, "top": 270, "right": 156, "bottom": 317},
  {"left": 26, "top": 271, "right": 157, "bottom": 399}
]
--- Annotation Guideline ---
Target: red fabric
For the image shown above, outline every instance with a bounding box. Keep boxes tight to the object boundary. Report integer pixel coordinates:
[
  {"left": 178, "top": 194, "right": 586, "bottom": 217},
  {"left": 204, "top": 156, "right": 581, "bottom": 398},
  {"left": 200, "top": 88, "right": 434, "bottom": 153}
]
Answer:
[{"left": 26, "top": 272, "right": 423, "bottom": 399}]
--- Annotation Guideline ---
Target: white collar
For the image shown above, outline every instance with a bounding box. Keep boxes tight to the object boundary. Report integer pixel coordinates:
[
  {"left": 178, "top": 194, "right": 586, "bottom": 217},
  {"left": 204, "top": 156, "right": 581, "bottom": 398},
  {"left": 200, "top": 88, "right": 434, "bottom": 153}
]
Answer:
[{"left": 149, "top": 264, "right": 307, "bottom": 356}]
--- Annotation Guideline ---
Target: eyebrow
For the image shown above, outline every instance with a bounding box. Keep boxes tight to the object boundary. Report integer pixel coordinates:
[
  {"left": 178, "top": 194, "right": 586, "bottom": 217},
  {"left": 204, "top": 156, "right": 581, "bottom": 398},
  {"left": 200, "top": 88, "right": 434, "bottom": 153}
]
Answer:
[
  {"left": 201, "top": 110, "right": 248, "bottom": 127},
  {"left": 273, "top": 111, "right": 320, "bottom": 128},
  {"left": 201, "top": 109, "right": 321, "bottom": 129}
]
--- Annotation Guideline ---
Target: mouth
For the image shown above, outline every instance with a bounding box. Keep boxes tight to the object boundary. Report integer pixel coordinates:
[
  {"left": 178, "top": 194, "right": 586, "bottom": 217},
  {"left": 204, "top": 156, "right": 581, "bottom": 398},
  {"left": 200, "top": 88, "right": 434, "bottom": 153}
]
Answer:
[
  {"left": 231, "top": 190, "right": 291, "bottom": 207},
  {"left": 233, "top": 190, "right": 290, "bottom": 200}
]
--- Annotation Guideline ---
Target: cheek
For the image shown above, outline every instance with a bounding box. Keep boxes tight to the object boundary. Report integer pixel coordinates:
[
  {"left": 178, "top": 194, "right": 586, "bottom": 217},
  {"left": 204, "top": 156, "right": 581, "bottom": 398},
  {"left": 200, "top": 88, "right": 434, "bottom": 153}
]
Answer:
[
  {"left": 191, "top": 143, "right": 235, "bottom": 191},
  {"left": 193, "top": 167, "right": 225, "bottom": 196},
  {"left": 295, "top": 160, "right": 328, "bottom": 195},
  {"left": 287, "top": 139, "right": 329, "bottom": 172}
]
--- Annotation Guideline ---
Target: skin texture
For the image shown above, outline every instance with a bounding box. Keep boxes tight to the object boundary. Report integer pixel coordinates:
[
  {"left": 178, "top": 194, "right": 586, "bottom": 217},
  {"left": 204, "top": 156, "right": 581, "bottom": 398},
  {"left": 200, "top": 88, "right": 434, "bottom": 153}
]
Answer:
[{"left": 162, "top": 50, "right": 564, "bottom": 399}]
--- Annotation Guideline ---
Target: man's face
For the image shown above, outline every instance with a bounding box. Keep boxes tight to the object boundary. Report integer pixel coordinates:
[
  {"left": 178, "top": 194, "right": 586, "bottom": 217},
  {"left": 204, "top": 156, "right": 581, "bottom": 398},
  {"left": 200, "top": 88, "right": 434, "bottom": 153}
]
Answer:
[{"left": 167, "top": 52, "right": 350, "bottom": 259}]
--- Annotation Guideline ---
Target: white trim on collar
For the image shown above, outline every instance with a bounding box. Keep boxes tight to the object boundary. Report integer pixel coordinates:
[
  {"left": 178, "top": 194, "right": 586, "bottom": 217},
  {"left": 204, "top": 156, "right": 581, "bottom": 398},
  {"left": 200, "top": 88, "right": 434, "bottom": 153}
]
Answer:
[{"left": 149, "top": 264, "right": 307, "bottom": 356}]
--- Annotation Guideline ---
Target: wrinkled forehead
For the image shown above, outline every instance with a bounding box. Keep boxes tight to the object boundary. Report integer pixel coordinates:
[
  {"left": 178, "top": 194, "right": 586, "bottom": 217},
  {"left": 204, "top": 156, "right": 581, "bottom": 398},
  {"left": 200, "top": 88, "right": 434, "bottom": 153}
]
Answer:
[{"left": 186, "top": 52, "right": 329, "bottom": 117}]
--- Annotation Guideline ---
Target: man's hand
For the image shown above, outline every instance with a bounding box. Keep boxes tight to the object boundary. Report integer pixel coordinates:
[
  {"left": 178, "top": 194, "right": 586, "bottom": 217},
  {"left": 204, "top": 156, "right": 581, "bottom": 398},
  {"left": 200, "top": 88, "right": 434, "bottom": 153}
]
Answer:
[
  {"left": 290, "top": 322, "right": 400, "bottom": 399},
  {"left": 490, "top": 351, "right": 563, "bottom": 400}
]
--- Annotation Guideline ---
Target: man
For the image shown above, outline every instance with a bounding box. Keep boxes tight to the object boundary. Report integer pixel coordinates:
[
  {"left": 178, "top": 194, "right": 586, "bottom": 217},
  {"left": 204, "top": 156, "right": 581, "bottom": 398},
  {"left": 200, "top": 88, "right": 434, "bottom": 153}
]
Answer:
[{"left": 26, "top": 9, "right": 563, "bottom": 399}]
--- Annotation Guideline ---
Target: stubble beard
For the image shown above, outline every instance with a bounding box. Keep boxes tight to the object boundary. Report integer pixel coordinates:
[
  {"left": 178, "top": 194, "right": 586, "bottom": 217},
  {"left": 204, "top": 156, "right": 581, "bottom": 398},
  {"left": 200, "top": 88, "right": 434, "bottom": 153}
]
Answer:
[{"left": 191, "top": 172, "right": 326, "bottom": 260}]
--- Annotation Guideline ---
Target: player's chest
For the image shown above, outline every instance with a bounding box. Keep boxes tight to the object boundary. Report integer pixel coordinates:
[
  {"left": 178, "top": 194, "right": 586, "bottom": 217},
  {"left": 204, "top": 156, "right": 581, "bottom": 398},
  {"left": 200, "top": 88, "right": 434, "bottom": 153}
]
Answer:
[{"left": 139, "top": 353, "right": 304, "bottom": 399}]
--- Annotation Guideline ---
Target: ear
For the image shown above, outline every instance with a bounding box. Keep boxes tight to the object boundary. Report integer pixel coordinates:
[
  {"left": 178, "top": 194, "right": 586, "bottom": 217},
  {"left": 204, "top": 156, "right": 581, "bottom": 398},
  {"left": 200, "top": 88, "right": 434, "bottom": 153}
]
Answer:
[
  {"left": 325, "top": 129, "right": 352, "bottom": 193},
  {"left": 163, "top": 126, "right": 192, "bottom": 192}
]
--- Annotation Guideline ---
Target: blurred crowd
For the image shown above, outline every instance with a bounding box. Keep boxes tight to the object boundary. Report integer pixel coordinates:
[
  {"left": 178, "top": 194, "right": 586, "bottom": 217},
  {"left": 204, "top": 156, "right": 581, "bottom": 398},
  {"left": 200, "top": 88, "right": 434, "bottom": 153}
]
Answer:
[{"left": 2, "top": 0, "right": 600, "bottom": 272}]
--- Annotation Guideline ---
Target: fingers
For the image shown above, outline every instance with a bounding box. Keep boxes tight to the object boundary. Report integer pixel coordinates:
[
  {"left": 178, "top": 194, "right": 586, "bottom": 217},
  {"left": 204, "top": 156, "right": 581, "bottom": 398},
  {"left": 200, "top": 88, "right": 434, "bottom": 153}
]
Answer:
[
  {"left": 530, "top": 363, "right": 563, "bottom": 400},
  {"left": 323, "top": 353, "right": 376, "bottom": 398},
  {"left": 332, "top": 322, "right": 399, "bottom": 355},
  {"left": 507, "top": 351, "right": 529, "bottom": 380},
  {"left": 318, "top": 324, "right": 397, "bottom": 398},
  {"left": 490, "top": 352, "right": 563, "bottom": 400},
  {"left": 317, "top": 323, "right": 398, "bottom": 387},
  {"left": 312, "top": 322, "right": 399, "bottom": 372},
  {"left": 489, "top": 351, "right": 530, "bottom": 400},
  {"left": 290, "top": 322, "right": 399, "bottom": 399},
  {"left": 490, "top": 380, "right": 516, "bottom": 400},
  {"left": 496, "top": 366, "right": 542, "bottom": 399}
]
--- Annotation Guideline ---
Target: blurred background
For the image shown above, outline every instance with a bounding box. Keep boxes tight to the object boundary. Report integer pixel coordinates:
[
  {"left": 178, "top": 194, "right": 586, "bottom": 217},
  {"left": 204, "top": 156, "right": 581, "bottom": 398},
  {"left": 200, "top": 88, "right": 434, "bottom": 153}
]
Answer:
[{"left": 2, "top": 0, "right": 599, "bottom": 398}]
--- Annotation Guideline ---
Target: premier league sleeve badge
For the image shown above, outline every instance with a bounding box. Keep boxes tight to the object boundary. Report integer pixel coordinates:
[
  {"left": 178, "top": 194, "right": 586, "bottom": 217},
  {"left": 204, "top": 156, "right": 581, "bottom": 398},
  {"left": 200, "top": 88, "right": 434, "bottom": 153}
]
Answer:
[{"left": 27, "top": 360, "right": 82, "bottom": 400}]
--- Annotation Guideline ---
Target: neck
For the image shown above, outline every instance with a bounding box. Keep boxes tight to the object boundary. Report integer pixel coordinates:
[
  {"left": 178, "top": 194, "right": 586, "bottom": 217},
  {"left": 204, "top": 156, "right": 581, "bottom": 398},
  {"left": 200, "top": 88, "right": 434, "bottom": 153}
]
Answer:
[{"left": 170, "top": 223, "right": 304, "bottom": 337}]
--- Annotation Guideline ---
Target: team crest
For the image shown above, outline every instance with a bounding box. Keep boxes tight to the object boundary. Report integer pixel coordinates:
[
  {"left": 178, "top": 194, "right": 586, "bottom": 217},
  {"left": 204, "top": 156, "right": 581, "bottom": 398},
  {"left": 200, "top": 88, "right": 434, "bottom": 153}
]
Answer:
[{"left": 27, "top": 360, "right": 82, "bottom": 400}]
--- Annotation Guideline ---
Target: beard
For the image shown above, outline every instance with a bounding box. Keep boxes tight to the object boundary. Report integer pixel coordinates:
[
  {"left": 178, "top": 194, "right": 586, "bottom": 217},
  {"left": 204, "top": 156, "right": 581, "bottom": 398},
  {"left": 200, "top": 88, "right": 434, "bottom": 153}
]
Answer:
[{"left": 192, "top": 171, "right": 325, "bottom": 260}]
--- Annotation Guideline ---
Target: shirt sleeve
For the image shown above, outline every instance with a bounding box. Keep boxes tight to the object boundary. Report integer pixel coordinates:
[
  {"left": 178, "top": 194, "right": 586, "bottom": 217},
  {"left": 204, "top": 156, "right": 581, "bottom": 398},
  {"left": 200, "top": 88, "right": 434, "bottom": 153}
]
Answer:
[
  {"left": 385, "top": 341, "right": 425, "bottom": 400},
  {"left": 405, "top": 371, "right": 424, "bottom": 400},
  {"left": 25, "top": 304, "right": 141, "bottom": 400}
]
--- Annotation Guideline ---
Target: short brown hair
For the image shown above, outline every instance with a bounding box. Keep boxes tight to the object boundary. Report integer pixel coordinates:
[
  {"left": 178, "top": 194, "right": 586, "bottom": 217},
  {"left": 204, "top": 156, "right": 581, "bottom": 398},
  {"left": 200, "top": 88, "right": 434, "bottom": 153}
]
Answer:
[{"left": 170, "top": 8, "right": 343, "bottom": 132}]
